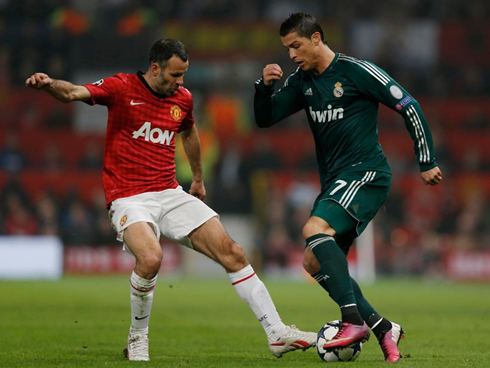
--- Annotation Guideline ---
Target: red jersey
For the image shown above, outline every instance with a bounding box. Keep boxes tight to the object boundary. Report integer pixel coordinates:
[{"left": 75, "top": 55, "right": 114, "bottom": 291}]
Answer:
[{"left": 84, "top": 72, "right": 194, "bottom": 207}]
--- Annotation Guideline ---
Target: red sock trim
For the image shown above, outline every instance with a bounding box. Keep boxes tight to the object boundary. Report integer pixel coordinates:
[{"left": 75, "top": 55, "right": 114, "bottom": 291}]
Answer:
[
  {"left": 231, "top": 272, "right": 256, "bottom": 285},
  {"left": 130, "top": 280, "right": 156, "bottom": 293}
]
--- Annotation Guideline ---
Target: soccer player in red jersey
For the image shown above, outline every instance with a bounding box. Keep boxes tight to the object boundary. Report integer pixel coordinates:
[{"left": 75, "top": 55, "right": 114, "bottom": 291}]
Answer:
[{"left": 26, "top": 38, "right": 316, "bottom": 361}]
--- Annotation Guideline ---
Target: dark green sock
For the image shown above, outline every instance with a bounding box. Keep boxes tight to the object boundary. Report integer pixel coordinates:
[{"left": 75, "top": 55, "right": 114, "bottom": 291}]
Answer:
[
  {"left": 313, "top": 273, "right": 391, "bottom": 331},
  {"left": 313, "top": 274, "right": 376, "bottom": 318},
  {"left": 307, "top": 234, "right": 356, "bottom": 308},
  {"left": 350, "top": 277, "right": 376, "bottom": 321},
  {"left": 367, "top": 313, "right": 393, "bottom": 337}
]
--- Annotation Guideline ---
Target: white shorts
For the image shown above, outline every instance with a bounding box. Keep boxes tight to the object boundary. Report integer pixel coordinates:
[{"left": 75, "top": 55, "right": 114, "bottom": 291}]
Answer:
[{"left": 109, "top": 186, "right": 218, "bottom": 254}]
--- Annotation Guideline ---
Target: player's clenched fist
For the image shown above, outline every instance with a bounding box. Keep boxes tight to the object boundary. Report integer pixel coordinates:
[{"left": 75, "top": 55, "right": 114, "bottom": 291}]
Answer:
[
  {"left": 25, "top": 73, "right": 53, "bottom": 89},
  {"left": 262, "top": 64, "right": 284, "bottom": 86},
  {"left": 421, "top": 166, "right": 443, "bottom": 186}
]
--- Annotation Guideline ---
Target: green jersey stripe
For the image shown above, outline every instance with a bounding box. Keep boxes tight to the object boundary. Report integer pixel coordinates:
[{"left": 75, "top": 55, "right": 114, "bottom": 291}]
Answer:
[
  {"left": 282, "top": 67, "right": 300, "bottom": 88},
  {"left": 338, "top": 55, "right": 390, "bottom": 85},
  {"left": 407, "top": 105, "right": 430, "bottom": 163},
  {"left": 406, "top": 107, "right": 426, "bottom": 162},
  {"left": 411, "top": 106, "right": 431, "bottom": 163},
  {"left": 339, "top": 179, "right": 360, "bottom": 205},
  {"left": 341, "top": 171, "right": 376, "bottom": 208},
  {"left": 344, "top": 171, "right": 376, "bottom": 208},
  {"left": 339, "top": 171, "right": 373, "bottom": 207}
]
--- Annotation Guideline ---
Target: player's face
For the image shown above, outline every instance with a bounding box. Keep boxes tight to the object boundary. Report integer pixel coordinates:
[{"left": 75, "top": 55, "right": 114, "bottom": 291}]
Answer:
[
  {"left": 281, "top": 32, "right": 320, "bottom": 72},
  {"left": 154, "top": 56, "right": 189, "bottom": 96}
]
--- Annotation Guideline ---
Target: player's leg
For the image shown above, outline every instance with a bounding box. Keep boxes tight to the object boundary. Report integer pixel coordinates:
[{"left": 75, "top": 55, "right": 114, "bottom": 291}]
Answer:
[
  {"left": 156, "top": 187, "right": 315, "bottom": 357},
  {"left": 110, "top": 195, "right": 163, "bottom": 362},
  {"left": 335, "top": 233, "right": 400, "bottom": 341},
  {"left": 351, "top": 278, "right": 404, "bottom": 363},
  {"left": 306, "top": 170, "right": 403, "bottom": 361},
  {"left": 124, "top": 222, "right": 162, "bottom": 329},
  {"left": 188, "top": 217, "right": 316, "bottom": 357},
  {"left": 120, "top": 222, "right": 161, "bottom": 361},
  {"left": 302, "top": 213, "right": 370, "bottom": 350},
  {"left": 310, "top": 251, "right": 403, "bottom": 361}
]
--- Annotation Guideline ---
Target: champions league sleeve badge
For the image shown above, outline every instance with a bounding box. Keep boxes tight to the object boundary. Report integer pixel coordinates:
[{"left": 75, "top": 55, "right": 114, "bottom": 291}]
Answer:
[
  {"left": 389, "top": 85, "right": 403, "bottom": 99},
  {"left": 334, "top": 82, "right": 344, "bottom": 98}
]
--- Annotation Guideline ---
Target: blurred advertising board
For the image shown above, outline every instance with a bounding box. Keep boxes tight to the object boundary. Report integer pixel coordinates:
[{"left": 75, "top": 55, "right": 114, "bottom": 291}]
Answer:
[
  {"left": 64, "top": 241, "right": 181, "bottom": 274},
  {"left": 0, "top": 236, "right": 63, "bottom": 280},
  {"left": 445, "top": 251, "right": 490, "bottom": 281},
  {"left": 162, "top": 21, "right": 344, "bottom": 59}
]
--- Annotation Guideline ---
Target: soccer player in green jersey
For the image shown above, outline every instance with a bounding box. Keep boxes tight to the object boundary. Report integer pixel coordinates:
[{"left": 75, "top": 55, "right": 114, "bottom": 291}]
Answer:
[{"left": 254, "top": 13, "right": 443, "bottom": 363}]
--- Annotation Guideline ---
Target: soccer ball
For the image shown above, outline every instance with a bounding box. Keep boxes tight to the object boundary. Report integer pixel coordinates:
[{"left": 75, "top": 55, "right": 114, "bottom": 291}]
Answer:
[{"left": 316, "top": 320, "right": 362, "bottom": 362}]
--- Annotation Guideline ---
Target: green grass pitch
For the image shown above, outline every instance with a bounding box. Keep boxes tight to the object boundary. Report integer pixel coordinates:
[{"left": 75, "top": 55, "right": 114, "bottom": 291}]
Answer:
[{"left": 1, "top": 276, "right": 489, "bottom": 367}]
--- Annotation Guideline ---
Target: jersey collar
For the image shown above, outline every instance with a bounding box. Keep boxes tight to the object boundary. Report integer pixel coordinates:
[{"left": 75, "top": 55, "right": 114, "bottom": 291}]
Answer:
[
  {"left": 137, "top": 71, "right": 168, "bottom": 99},
  {"left": 311, "top": 53, "right": 339, "bottom": 79}
]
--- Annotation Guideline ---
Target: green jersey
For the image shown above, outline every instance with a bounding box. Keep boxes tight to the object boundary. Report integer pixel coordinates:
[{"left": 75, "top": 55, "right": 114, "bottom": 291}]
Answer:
[{"left": 254, "top": 53, "right": 437, "bottom": 189}]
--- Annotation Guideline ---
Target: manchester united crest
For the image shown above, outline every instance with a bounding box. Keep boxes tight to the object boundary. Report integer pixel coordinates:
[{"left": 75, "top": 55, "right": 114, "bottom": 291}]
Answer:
[
  {"left": 120, "top": 215, "right": 127, "bottom": 227},
  {"left": 170, "top": 105, "right": 182, "bottom": 121},
  {"left": 333, "top": 82, "right": 344, "bottom": 98}
]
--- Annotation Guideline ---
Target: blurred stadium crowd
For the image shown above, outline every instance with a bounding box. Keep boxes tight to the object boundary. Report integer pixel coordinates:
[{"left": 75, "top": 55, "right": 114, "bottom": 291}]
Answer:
[{"left": 1, "top": 0, "right": 489, "bottom": 278}]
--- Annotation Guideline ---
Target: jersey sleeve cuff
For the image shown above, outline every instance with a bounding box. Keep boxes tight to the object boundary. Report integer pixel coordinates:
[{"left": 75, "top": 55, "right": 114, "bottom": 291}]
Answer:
[
  {"left": 419, "top": 161, "right": 438, "bottom": 172},
  {"left": 82, "top": 83, "right": 97, "bottom": 105},
  {"left": 254, "top": 78, "right": 274, "bottom": 94}
]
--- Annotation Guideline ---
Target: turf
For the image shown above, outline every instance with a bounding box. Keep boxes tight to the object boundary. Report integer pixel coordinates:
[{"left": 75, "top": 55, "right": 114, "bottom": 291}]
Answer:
[{"left": 1, "top": 276, "right": 489, "bottom": 367}]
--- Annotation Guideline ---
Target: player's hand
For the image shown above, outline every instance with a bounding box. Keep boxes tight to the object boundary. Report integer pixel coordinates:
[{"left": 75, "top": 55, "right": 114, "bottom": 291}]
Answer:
[
  {"left": 25, "top": 73, "right": 53, "bottom": 90},
  {"left": 421, "top": 166, "right": 442, "bottom": 186},
  {"left": 262, "top": 64, "right": 283, "bottom": 86},
  {"left": 189, "top": 179, "right": 206, "bottom": 200}
]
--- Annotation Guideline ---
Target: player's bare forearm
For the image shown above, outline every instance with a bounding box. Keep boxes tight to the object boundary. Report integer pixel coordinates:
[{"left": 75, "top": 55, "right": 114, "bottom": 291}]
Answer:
[
  {"left": 47, "top": 80, "right": 90, "bottom": 102},
  {"left": 26, "top": 72, "right": 91, "bottom": 103},
  {"left": 181, "top": 125, "right": 206, "bottom": 199},
  {"left": 181, "top": 125, "right": 203, "bottom": 181}
]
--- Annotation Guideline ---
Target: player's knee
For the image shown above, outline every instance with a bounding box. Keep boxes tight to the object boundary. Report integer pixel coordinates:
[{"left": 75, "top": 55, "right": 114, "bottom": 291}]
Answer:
[
  {"left": 302, "top": 251, "right": 320, "bottom": 275},
  {"left": 220, "top": 239, "right": 248, "bottom": 272},
  {"left": 302, "top": 222, "right": 321, "bottom": 239},
  {"left": 137, "top": 248, "right": 162, "bottom": 274},
  {"left": 302, "top": 220, "right": 335, "bottom": 240}
]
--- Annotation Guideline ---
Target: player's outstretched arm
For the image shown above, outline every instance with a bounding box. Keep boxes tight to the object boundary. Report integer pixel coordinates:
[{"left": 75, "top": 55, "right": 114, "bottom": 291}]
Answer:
[
  {"left": 181, "top": 125, "right": 206, "bottom": 200},
  {"left": 26, "top": 72, "right": 91, "bottom": 103},
  {"left": 421, "top": 166, "right": 442, "bottom": 186}
]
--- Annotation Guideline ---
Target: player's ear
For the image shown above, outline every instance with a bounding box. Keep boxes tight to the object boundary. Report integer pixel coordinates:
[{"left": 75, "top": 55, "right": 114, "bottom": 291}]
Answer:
[
  {"left": 311, "top": 32, "right": 322, "bottom": 46},
  {"left": 150, "top": 62, "right": 161, "bottom": 76}
]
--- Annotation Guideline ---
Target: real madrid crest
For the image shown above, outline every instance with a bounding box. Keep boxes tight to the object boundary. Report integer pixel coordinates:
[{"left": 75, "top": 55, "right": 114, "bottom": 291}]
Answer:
[
  {"left": 170, "top": 105, "right": 182, "bottom": 121},
  {"left": 333, "top": 82, "right": 344, "bottom": 98}
]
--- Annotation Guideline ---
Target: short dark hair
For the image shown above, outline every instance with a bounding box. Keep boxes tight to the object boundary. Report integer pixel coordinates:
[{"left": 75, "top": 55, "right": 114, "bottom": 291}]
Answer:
[
  {"left": 279, "top": 13, "right": 325, "bottom": 42},
  {"left": 149, "top": 38, "right": 188, "bottom": 67}
]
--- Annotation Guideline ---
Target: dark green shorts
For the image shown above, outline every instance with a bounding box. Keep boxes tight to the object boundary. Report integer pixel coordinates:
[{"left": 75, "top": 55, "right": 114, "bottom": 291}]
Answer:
[{"left": 311, "top": 169, "right": 391, "bottom": 245}]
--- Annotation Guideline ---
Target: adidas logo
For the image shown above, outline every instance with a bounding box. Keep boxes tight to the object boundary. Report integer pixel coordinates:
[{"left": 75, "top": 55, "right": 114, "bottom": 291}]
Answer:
[{"left": 304, "top": 88, "right": 313, "bottom": 96}]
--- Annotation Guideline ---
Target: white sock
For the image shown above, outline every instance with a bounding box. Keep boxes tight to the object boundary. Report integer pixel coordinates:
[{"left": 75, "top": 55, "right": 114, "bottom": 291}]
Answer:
[
  {"left": 129, "top": 271, "right": 157, "bottom": 335},
  {"left": 228, "top": 265, "right": 286, "bottom": 340}
]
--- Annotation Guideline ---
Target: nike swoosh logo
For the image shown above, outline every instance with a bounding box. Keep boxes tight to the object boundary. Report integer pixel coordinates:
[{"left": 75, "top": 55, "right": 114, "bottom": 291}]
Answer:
[
  {"left": 130, "top": 100, "right": 145, "bottom": 106},
  {"left": 135, "top": 315, "right": 149, "bottom": 320},
  {"left": 324, "top": 336, "right": 355, "bottom": 345}
]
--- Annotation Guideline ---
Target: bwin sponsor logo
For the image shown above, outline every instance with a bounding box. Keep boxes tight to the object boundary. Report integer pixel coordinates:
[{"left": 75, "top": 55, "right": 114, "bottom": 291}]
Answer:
[
  {"left": 132, "top": 122, "right": 175, "bottom": 145},
  {"left": 309, "top": 105, "right": 344, "bottom": 123}
]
